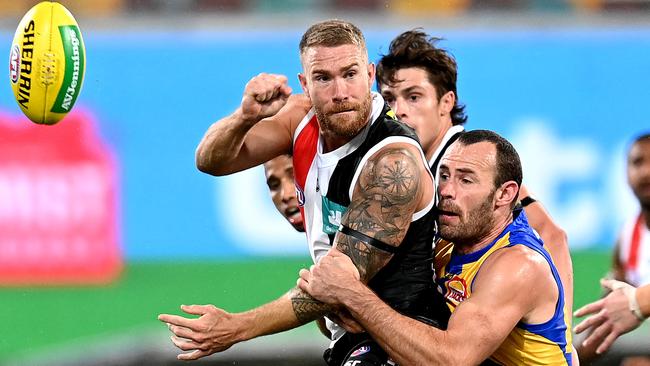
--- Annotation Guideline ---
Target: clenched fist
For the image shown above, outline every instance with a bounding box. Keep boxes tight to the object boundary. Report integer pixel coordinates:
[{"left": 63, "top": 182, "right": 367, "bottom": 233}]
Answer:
[{"left": 240, "top": 73, "right": 292, "bottom": 124}]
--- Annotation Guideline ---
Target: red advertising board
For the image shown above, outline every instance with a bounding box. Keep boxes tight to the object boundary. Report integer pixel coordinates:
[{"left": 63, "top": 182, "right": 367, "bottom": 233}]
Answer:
[{"left": 0, "top": 110, "right": 121, "bottom": 285}]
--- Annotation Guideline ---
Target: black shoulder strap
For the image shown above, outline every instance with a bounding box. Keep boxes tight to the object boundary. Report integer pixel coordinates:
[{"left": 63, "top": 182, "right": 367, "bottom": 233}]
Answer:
[{"left": 339, "top": 225, "right": 400, "bottom": 254}]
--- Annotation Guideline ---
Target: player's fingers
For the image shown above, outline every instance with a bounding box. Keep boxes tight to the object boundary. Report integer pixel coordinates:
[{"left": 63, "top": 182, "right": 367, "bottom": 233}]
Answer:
[
  {"left": 254, "top": 89, "right": 271, "bottom": 103},
  {"left": 168, "top": 323, "right": 199, "bottom": 341},
  {"left": 177, "top": 349, "right": 211, "bottom": 361},
  {"left": 582, "top": 320, "right": 611, "bottom": 348},
  {"left": 158, "top": 314, "right": 196, "bottom": 329},
  {"left": 181, "top": 304, "right": 212, "bottom": 316},
  {"left": 299, "top": 268, "right": 310, "bottom": 280},
  {"left": 170, "top": 335, "right": 201, "bottom": 351},
  {"left": 279, "top": 84, "right": 292, "bottom": 97},
  {"left": 601, "top": 278, "right": 625, "bottom": 291},
  {"left": 574, "top": 313, "right": 603, "bottom": 334},
  {"left": 264, "top": 88, "right": 277, "bottom": 102},
  {"left": 297, "top": 277, "right": 308, "bottom": 292},
  {"left": 272, "top": 74, "right": 288, "bottom": 85},
  {"left": 596, "top": 331, "right": 619, "bottom": 355},
  {"left": 574, "top": 299, "right": 604, "bottom": 318}
]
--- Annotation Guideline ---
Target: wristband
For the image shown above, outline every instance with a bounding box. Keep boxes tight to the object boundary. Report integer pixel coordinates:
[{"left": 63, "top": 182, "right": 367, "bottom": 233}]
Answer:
[
  {"left": 628, "top": 288, "right": 647, "bottom": 321},
  {"left": 520, "top": 196, "right": 537, "bottom": 207}
]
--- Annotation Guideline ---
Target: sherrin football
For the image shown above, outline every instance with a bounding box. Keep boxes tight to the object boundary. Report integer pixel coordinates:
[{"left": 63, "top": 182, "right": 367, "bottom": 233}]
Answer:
[{"left": 9, "top": 1, "right": 85, "bottom": 125}]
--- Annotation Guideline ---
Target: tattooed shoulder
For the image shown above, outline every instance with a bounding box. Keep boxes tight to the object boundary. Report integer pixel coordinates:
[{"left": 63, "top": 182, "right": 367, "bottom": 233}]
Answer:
[
  {"left": 362, "top": 147, "right": 421, "bottom": 205},
  {"left": 335, "top": 145, "right": 424, "bottom": 281}
]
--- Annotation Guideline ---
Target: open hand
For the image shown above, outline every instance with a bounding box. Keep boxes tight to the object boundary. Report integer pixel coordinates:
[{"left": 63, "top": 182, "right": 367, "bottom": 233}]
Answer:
[
  {"left": 158, "top": 304, "right": 242, "bottom": 361},
  {"left": 574, "top": 279, "right": 643, "bottom": 354}
]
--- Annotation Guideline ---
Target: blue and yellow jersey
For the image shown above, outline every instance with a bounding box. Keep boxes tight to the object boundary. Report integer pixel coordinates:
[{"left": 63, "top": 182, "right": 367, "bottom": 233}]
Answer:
[{"left": 435, "top": 210, "right": 572, "bottom": 366}]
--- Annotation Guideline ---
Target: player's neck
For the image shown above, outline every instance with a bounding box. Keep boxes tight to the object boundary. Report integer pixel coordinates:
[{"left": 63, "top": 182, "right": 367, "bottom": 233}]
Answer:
[
  {"left": 425, "top": 121, "right": 453, "bottom": 162},
  {"left": 321, "top": 134, "right": 351, "bottom": 153},
  {"left": 455, "top": 211, "right": 513, "bottom": 255}
]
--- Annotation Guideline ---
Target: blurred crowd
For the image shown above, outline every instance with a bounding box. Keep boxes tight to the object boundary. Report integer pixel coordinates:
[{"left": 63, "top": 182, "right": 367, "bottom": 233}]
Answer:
[{"left": 0, "top": 0, "right": 649, "bottom": 18}]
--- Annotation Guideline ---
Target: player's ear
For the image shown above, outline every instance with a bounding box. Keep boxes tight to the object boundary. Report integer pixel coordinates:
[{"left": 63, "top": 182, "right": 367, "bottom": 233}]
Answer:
[
  {"left": 495, "top": 181, "right": 519, "bottom": 209},
  {"left": 367, "top": 63, "right": 376, "bottom": 90},
  {"left": 439, "top": 91, "right": 455, "bottom": 116},
  {"left": 298, "top": 73, "right": 310, "bottom": 98}
]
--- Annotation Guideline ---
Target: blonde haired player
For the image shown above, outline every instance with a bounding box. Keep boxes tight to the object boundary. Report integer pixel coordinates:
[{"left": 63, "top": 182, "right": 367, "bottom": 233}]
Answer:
[{"left": 160, "top": 20, "right": 449, "bottom": 365}]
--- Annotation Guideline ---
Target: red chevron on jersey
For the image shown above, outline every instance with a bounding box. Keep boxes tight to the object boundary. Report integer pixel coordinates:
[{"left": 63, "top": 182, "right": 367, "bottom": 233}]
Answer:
[{"left": 292, "top": 112, "right": 318, "bottom": 212}]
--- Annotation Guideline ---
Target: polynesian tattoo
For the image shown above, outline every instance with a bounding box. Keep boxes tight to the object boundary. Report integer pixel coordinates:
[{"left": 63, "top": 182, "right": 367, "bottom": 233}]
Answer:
[
  {"left": 289, "top": 287, "right": 333, "bottom": 324},
  {"left": 289, "top": 146, "right": 423, "bottom": 322}
]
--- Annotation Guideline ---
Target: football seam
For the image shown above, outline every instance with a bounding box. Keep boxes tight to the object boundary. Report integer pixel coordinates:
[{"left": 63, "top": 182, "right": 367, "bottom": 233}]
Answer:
[{"left": 41, "top": 1, "right": 54, "bottom": 124}]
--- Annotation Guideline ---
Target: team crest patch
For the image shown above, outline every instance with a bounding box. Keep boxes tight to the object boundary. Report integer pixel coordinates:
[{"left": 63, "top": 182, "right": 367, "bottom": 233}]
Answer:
[
  {"left": 295, "top": 184, "right": 305, "bottom": 207},
  {"left": 443, "top": 275, "right": 469, "bottom": 306},
  {"left": 350, "top": 345, "right": 371, "bottom": 357}
]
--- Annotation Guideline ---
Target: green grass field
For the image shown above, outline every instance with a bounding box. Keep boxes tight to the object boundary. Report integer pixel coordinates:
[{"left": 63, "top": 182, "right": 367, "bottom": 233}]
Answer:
[{"left": 0, "top": 250, "right": 612, "bottom": 362}]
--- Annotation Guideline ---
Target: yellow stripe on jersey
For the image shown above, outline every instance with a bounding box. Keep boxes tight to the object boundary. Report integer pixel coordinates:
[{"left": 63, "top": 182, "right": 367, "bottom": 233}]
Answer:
[{"left": 492, "top": 327, "right": 569, "bottom": 365}]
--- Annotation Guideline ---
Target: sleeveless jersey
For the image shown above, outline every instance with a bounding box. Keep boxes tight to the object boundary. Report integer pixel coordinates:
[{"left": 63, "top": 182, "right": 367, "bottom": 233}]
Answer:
[
  {"left": 428, "top": 124, "right": 464, "bottom": 178},
  {"left": 617, "top": 212, "right": 650, "bottom": 286},
  {"left": 292, "top": 92, "right": 442, "bottom": 340},
  {"left": 435, "top": 210, "right": 573, "bottom": 366}
]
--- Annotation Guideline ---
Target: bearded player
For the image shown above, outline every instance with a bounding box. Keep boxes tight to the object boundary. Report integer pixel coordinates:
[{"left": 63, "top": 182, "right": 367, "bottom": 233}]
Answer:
[{"left": 160, "top": 20, "right": 449, "bottom": 365}]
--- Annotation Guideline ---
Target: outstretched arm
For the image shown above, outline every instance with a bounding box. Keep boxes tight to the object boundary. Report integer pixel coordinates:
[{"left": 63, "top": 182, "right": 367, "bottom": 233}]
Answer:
[
  {"left": 159, "top": 143, "right": 430, "bottom": 360},
  {"left": 195, "top": 74, "right": 309, "bottom": 176},
  {"left": 158, "top": 286, "right": 334, "bottom": 361}
]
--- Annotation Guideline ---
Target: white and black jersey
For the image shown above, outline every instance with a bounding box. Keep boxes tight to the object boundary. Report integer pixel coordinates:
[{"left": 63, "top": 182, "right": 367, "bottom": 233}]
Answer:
[
  {"left": 292, "top": 93, "right": 448, "bottom": 341},
  {"left": 428, "top": 124, "right": 464, "bottom": 181}
]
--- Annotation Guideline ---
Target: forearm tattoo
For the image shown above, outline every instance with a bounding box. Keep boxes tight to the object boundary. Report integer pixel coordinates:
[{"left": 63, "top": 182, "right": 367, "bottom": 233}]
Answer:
[
  {"left": 289, "top": 287, "right": 334, "bottom": 324},
  {"left": 337, "top": 147, "right": 421, "bottom": 281}
]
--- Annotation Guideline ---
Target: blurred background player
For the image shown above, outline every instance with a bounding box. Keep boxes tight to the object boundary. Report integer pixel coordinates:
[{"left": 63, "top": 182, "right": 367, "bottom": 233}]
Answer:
[
  {"left": 575, "top": 132, "right": 650, "bottom": 365},
  {"left": 375, "top": 32, "right": 575, "bottom": 360},
  {"left": 264, "top": 154, "right": 304, "bottom": 232},
  {"left": 264, "top": 154, "right": 334, "bottom": 339}
]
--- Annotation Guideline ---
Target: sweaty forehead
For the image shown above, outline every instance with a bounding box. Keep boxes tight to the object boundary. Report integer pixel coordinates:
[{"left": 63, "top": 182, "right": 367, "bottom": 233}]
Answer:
[{"left": 441, "top": 141, "right": 496, "bottom": 171}]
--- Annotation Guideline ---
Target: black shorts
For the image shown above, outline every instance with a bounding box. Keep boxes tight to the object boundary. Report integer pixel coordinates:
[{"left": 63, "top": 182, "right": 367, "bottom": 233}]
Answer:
[
  {"left": 323, "top": 332, "right": 391, "bottom": 366},
  {"left": 324, "top": 287, "right": 450, "bottom": 366}
]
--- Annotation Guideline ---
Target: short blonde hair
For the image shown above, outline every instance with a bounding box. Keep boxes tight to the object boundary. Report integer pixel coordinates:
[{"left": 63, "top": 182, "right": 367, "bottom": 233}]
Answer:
[{"left": 299, "top": 19, "right": 367, "bottom": 57}]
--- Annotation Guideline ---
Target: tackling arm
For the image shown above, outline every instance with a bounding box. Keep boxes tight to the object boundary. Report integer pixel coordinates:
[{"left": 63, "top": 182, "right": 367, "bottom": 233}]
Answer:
[{"left": 301, "top": 246, "right": 547, "bottom": 365}]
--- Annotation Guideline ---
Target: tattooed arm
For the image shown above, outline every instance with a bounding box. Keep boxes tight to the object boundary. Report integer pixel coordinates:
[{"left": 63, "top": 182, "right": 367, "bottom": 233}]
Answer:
[
  {"left": 158, "top": 143, "right": 430, "bottom": 360},
  {"left": 287, "top": 143, "right": 431, "bottom": 315},
  {"left": 336, "top": 144, "right": 426, "bottom": 280}
]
